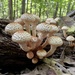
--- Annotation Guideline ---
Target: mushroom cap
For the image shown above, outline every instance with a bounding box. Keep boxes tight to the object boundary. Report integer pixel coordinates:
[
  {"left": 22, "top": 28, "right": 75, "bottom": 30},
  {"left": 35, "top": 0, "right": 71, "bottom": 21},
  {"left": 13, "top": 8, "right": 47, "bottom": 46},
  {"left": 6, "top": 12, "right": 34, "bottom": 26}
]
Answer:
[
  {"left": 36, "top": 23, "right": 52, "bottom": 33},
  {"left": 61, "top": 26, "right": 69, "bottom": 30},
  {"left": 66, "top": 35, "right": 75, "bottom": 42},
  {"left": 55, "top": 17, "right": 60, "bottom": 22},
  {"left": 32, "top": 14, "right": 40, "bottom": 24},
  {"left": 12, "top": 30, "right": 31, "bottom": 43},
  {"left": 36, "top": 23, "right": 59, "bottom": 33},
  {"left": 14, "top": 18, "right": 24, "bottom": 25},
  {"left": 45, "top": 18, "right": 56, "bottom": 24},
  {"left": 49, "top": 25, "right": 59, "bottom": 32},
  {"left": 5, "top": 22, "right": 23, "bottom": 35},
  {"left": 48, "top": 36, "right": 63, "bottom": 47},
  {"left": 21, "top": 13, "right": 35, "bottom": 22},
  {"left": 32, "top": 58, "right": 38, "bottom": 64},
  {"left": 36, "top": 49, "right": 47, "bottom": 57},
  {"left": 26, "top": 51, "right": 34, "bottom": 59}
]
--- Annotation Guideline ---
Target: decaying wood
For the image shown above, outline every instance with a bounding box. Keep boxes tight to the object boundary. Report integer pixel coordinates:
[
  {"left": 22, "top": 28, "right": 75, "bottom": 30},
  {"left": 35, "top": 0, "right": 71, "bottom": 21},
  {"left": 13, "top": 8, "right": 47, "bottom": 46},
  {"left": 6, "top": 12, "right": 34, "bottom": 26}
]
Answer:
[{"left": 0, "top": 19, "right": 39, "bottom": 72}]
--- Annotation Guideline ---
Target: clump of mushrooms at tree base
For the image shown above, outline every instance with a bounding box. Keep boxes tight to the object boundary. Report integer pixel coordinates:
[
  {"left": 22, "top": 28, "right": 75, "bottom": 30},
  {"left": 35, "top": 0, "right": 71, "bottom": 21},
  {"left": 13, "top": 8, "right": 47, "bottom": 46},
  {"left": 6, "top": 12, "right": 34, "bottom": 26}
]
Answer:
[{"left": 5, "top": 13, "right": 75, "bottom": 64}]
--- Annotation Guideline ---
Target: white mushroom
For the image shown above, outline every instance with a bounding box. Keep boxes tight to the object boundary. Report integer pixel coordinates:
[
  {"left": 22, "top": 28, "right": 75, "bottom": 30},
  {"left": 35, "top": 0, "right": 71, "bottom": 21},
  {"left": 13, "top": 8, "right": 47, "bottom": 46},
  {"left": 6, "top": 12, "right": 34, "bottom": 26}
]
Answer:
[
  {"left": 36, "top": 49, "right": 47, "bottom": 59},
  {"left": 42, "top": 24, "right": 59, "bottom": 48},
  {"left": 12, "top": 30, "right": 32, "bottom": 52},
  {"left": 29, "top": 36, "right": 38, "bottom": 49},
  {"left": 61, "top": 26, "right": 69, "bottom": 38},
  {"left": 46, "top": 36, "right": 63, "bottom": 57},
  {"left": 36, "top": 23, "right": 52, "bottom": 40},
  {"left": 5, "top": 22, "right": 23, "bottom": 35},
  {"left": 21, "top": 13, "right": 35, "bottom": 33},
  {"left": 36, "top": 23, "right": 52, "bottom": 47},
  {"left": 14, "top": 18, "right": 24, "bottom": 26},
  {"left": 31, "top": 14, "right": 40, "bottom": 37},
  {"left": 45, "top": 18, "right": 56, "bottom": 25},
  {"left": 66, "top": 35, "right": 75, "bottom": 46},
  {"left": 55, "top": 17, "right": 60, "bottom": 22}
]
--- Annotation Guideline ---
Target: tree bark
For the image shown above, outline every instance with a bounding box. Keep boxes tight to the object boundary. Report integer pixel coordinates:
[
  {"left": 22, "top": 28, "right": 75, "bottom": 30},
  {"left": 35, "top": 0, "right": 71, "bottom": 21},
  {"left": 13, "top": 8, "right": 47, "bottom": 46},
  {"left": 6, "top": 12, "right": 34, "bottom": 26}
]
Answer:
[
  {"left": 8, "top": 0, "right": 13, "bottom": 20},
  {"left": 66, "top": 0, "right": 71, "bottom": 14},
  {"left": 53, "top": 2, "right": 59, "bottom": 18},
  {"left": 21, "top": 0, "right": 25, "bottom": 14}
]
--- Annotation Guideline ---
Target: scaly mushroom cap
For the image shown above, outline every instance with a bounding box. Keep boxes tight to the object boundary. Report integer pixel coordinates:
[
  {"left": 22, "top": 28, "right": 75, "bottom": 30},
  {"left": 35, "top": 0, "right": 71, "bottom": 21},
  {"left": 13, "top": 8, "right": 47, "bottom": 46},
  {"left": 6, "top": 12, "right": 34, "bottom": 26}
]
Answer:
[
  {"left": 61, "top": 26, "right": 69, "bottom": 30},
  {"left": 12, "top": 30, "right": 31, "bottom": 43},
  {"left": 55, "top": 17, "right": 60, "bottom": 22},
  {"left": 66, "top": 35, "right": 75, "bottom": 42},
  {"left": 21, "top": 13, "right": 35, "bottom": 23},
  {"left": 49, "top": 25, "right": 59, "bottom": 33},
  {"left": 46, "top": 18, "right": 56, "bottom": 24},
  {"left": 14, "top": 18, "right": 24, "bottom": 25},
  {"left": 5, "top": 22, "right": 23, "bottom": 35},
  {"left": 36, "top": 23, "right": 52, "bottom": 33},
  {"left": 32, "top": 14, "right": 40, "bottom": 24},
  {"left": 48, "top": 36, "right": 63, "bottom": 47},
  {"left": 36, "top": 49, "right": 47, "bottom": 59}
]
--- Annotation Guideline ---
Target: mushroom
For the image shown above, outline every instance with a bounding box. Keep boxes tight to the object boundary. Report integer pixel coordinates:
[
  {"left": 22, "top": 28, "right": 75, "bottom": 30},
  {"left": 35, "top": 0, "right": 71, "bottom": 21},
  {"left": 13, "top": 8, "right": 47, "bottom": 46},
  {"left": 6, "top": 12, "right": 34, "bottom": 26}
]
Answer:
[
  {"left": 29, "top": 36, "right": 38, "bottom": 49},
  {"left": 14, "top": 18, "right": 24, "bottom": 26},
  {"left": 42, "top": 24, "right": 59, "bottom": 48},
  {"left": 5, "top": 22, "right": 23, "bottom": 35},
  {"left": 12, "top": 30, "right": 32, "bottom": 52},
  {"left": 54, "top": 17, "right": 60, "bottom": 22},
  {"left": 36, "top": 23, "right": 52, "bottom": 47},
  {"left": 45, "top": 18, "right": 56, "bottom": 25},
  {"left": 32, "top": 58, "right": 38, "bottom": 64},
  {"left": 21, "top": 13, "right": 35, "bottom": 33},
  {"left": 61, "top": 26, "right": 69, "bottom": 38},
  {"left": 31, "top": 14, "right": 40, "bottom": 37},
  {"left": 36, "top": 23, "right": 52, "bottom": 40},
  {"left": 36, "top": 49, "right": 47, "bottom": 59},
  {"left": 26, "top": 51, "right": 34, "bottom": 59},
  {"left": 62, "top": 73, "right": 71, "bottom": 75},
  {"left": 66, "top": 35, "right": 75, "bottom": 46},
  {"left": 46, "top": 36, "right": 63, "bottom": 57}
]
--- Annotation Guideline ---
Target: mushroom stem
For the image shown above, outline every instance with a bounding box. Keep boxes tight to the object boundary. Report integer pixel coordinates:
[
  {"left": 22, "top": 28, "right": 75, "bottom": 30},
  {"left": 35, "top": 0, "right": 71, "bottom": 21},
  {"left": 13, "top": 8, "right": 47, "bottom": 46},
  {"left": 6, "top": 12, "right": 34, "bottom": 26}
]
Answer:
[
  {"left": 36, "top": 32, "right": 47, "bottom": 47},
  {"left": 42, "top": 33, "right": 53, "bottom": 48},
  {"left": 69, "top": 41, "right": 72, "bottom": 46},
  {"left": 19, "top": 42, "right": 31, "bottom": 52},
  {"left": 46, "top": 45, "right": 57, "bottom": 57},
  {"left": 31, "top": 23, "right": 37, "bottom": 37},
  {"left": 25, "top": 22, "right": 31, "bottom": 33},
  {"left": 63, "top": 30, "right": 67, "bottom": 38},
  {"left": 42, "top": 38, "right": 48, "bottom": 48}
]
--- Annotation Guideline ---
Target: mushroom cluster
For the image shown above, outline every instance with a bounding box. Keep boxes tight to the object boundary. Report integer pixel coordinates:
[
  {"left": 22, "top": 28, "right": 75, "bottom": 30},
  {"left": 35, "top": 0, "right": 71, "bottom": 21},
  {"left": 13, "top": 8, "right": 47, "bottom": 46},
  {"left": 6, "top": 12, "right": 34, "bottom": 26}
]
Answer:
[{"left": 6, "top": 13, "right": 75, "bottom": 64}]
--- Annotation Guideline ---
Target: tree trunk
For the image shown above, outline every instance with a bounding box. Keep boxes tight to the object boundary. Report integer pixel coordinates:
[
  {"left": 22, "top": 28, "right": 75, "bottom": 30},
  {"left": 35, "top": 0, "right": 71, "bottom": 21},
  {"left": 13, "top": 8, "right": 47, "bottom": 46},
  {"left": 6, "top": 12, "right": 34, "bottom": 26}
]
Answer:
[
  {"left": 13, "top": 0, "right": 16, "bottom": 19},
  {"left": 17, "top": 0, "right": 18, "bottom": 17},
  {"left": 53, "top": 2, "right": 59, "bottom": 18},
  {"left": 34, "top": 2, "right": 36, "bottom": 14},
  {"left": 30, "top": 0, "right": 32, "bottom": 13},
  {"left": 8, "top": 0, "right": 13, "bottom": 20},
  {"left": 66, "top": 0, "right": 71, "bottom": 14},
  {"left": 26, "top": 0, "right": 29, "bottom": 13},
  {"left": 21, "top": 0, "right": 25, "bottom": 14},
  {"left": 71, "top": 1, "right": 75, "bottom": 11}
]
